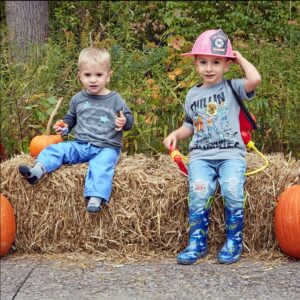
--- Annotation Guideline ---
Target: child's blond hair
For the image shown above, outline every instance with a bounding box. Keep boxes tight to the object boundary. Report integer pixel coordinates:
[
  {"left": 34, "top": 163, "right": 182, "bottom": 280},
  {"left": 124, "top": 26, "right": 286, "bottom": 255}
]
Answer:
[{"left": 78, "top": 47, "right": 111, "bottom": 70}]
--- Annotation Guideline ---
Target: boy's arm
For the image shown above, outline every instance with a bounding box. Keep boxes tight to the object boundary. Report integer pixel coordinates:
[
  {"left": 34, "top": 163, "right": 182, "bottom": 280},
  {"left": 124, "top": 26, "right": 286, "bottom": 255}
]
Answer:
[
  {"left": 163, "top": 125, "right": 193, "bottom": 150},
  {"left": 53, "top": 98, "right": 76, "bottom": 135},
  {"left": 62, "top": 97, "right": 77, "bottom": 131},
  {"left": 122, "top": 109, "right": 134, "bottom": 131},
  {"left": 232, "top": 50, "right": 261, "bottom": 93}
]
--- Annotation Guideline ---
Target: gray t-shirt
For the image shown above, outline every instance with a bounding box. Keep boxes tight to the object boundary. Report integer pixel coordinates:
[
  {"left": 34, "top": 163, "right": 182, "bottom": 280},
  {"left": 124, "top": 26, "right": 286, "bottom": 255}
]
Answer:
[
  {"left": 63, "top": 90, "right": 134, "bottom": 149},
  {"left": 183, "top": 79, "right": 254, "bottom": 162}
]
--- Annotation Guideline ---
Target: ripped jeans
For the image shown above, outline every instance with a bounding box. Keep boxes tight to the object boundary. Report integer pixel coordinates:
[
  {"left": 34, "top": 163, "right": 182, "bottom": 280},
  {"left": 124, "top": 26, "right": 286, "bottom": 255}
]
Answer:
[{"left": 188, "top": 159, "right": 246, "bottom": 211}]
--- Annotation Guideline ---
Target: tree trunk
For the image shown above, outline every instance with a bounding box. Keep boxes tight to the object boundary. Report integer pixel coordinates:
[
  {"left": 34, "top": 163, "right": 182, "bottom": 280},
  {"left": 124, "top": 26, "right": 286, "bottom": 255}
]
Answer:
[{"left": 5, "top": 1, "right": 48, "bottom": 62}]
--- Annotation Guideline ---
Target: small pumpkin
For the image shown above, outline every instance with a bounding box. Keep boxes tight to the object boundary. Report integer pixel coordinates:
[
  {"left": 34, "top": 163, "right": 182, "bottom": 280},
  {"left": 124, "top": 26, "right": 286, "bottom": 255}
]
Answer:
[
  {"left": 0, "top": 194, "right": 16, "bottom": 257},
  {"left": 29, "top": 97, "right": 64, "bottom": 158},
  {"left": 274, "top": 184, "right": 300, "bottom": 259},
  {"left": 29, "top": 135, "right": 63, "bottom": 158}
]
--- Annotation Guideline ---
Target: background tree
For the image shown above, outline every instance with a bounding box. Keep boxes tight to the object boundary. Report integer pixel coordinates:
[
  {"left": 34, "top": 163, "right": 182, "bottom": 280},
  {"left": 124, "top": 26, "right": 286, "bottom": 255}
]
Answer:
[{"left": 5, "top": 1, "right": 48, "bottom": 61}]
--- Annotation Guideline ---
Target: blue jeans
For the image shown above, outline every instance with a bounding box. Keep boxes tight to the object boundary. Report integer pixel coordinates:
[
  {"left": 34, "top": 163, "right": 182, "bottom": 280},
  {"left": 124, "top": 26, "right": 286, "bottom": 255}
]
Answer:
[
  {"left": 188, "top": 159, "right": 246, "bottom": 211},
  {"left": 37, "top": 141, "right": 120, "bottom": 202}
]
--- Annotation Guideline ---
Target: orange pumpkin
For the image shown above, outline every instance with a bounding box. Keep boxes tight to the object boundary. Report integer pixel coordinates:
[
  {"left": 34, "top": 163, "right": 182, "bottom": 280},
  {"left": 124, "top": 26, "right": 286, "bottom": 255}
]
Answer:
[
  {"left": 29, "top": 97, "right": 64, "bottom": 158},
  {"left": 29, "top": 134, "right": 63, "bottom": 158},
  {"left": 274, "top": 184, "right": 300, "bottom": 259},
  {"left": 0, "top": 194, "right": 16, "bottom": 257}
]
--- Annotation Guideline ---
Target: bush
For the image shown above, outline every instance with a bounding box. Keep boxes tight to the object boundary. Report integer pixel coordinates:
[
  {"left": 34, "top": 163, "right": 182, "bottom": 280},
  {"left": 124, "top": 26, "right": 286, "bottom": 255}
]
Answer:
[{"left": 1, "top": 1, "right": 299, "bottom": 158}]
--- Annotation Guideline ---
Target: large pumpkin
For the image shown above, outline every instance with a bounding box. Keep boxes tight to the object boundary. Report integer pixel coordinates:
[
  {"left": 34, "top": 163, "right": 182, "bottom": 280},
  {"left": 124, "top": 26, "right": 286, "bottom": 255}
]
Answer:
[
  {"left": 274, "top": 185, "right": 300, "bottom": 259},
  {"left": 0, "top": 194, "right": 16, "bottom": 257},
  {"left": 29, "top": 97, "right": 64, "bottom": 158}
]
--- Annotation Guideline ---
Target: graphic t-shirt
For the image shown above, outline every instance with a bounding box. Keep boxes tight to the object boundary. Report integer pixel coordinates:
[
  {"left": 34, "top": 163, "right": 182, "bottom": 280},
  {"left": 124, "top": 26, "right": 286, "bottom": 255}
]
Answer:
[
  {"left": 63, "top": 90, "right": 134, "bottom": 149},
  {"left": 183, "top": 79, "right": 254, "bottom": 162}
]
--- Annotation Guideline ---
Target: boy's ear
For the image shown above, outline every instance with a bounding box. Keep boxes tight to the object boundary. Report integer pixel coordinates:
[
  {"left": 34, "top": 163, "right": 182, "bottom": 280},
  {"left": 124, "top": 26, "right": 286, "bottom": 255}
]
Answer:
[
  {"left": 224, "top": 59, "right": 231, "bottom": 72},
  {"left": 107, "top": 70, "right": 113, "bottom": 83}
]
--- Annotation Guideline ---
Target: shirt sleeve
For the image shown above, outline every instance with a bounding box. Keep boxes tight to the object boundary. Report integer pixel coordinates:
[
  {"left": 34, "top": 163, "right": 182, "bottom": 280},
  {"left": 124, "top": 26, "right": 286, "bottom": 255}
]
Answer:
[
  {"left": 183, "top": 114, "right": 194, "bottom": 131},
  {"left": 122, "top": 103, "right": 134, "bottom": 131},
  {"left": 63, "top": 97, "right": 77, "bottom": 130},
  {"left": 231, "top": 78, "right": 255, "bottom": 100},
  {"left": 183, "top": 98, "right": 194, "bottom": 131}
]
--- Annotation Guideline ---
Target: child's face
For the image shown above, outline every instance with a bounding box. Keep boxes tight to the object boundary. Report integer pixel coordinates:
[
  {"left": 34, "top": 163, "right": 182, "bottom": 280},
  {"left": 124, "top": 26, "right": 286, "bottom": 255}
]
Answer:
[
  {"left": 194, "top": 55, "right": 230, "bottom": 87},
  {"left": 79, "top": 61, "right": 112, "bottom": 95}
]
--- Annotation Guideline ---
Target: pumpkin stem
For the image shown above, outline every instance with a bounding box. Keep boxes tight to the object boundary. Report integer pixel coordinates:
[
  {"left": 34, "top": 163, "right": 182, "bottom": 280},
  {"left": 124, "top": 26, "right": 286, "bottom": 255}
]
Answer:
[{"left": 46, "top": 97, "right": 64, "bottom": 135}]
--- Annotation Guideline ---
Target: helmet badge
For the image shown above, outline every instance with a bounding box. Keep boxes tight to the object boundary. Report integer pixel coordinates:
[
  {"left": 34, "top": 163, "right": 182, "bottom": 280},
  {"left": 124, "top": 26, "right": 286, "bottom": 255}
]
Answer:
[{"left": 210, "top": 30, "right": 228, "bottom": 55}]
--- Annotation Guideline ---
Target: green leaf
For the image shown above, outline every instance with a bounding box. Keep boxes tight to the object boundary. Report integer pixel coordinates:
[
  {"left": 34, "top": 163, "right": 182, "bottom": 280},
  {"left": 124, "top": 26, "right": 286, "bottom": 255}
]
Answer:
[
  {"left": 47, "top": 96, "right": 57, "bottom": 104},
  {"left": 23, "top": 105, "right": 39, "bottom": 110},
  {"left": 46, "top": 108, "right": 54, "bottom": 116}
]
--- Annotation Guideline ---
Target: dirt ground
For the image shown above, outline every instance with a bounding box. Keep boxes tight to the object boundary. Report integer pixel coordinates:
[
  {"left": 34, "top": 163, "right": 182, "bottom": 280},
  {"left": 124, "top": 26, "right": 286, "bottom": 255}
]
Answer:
[{"left": 1, "top": 253, "right": 299, "bottom": 300}]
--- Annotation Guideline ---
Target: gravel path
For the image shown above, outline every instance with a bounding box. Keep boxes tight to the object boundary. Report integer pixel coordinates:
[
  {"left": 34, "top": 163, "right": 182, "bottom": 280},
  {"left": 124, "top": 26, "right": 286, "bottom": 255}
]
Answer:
[{"left": 1, "top": 254, "right": 299, "bottom": 300}]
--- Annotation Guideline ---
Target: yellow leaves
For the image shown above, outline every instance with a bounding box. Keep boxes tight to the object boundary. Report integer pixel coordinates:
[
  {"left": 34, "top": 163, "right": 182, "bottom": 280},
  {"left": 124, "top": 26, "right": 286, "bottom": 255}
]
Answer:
[
  {"left": 145, "top": 78, "right": 161, "bottom": 100},
  {"left": 25, "top": 93, "right": 46, "bottom": 103},
  {"left": 63, "top": 29, "right": 74, "bottom": 39},
  {"left": 173, "top": 68, "right": 183, "bottom": 76},
  {"left": 151, "top": 92, "right": 160, "bottom": 100},
  {"left": 63, "top": 29, "right": 75, "bottom": 49},
  {"left": 134, "top": 98, "right": 145, "bottom": 105},
  {"left": 31, "top": 93, "right": 46, "bottom": 100},
  {"left": 147, "top": 3, "right": 157, "bottom": 10},
  {"left": 177, "top": 81, "right": 188, "bottom": 88},
  {"left": 146, "top": 42, "right": 156, "bottom": 49},
  {"left": 167, "top": 35, "right": 186, "bottom": 50},
  {"left": 145, "top": 114, "right": 158, "bottom": 125},
  {"left": 93, "top": 38, "right": 116, "bottom": 50},
  {"left": 167, "top": 68, "right": 183, "bottom": 81},
  {"left": 151, "top": 84, "right": 160, "bottom": 100},
  {"left": 167, "top": 73, "right": 176, "bottom": 81},
  {"left": 132, "top": 52, "right": 142, "bottom": 61},
  {"left": 235, "top": 40, "right": 249, "bottom": 49},
  {"left": 146, "top": 78, "right": 155, "bottom": 86}
]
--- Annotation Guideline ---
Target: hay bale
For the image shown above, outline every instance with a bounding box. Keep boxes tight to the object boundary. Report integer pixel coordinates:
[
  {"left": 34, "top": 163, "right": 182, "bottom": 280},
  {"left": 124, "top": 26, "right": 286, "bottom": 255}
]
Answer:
[{"left": 0, "top": 152, "right": 299, "bottom": 259}]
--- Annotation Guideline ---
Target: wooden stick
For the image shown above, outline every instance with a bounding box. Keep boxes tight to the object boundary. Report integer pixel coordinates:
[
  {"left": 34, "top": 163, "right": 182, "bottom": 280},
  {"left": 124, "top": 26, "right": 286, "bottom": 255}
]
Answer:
[{"left": 45, "top": 97, "right": 63, "bottom": 135}]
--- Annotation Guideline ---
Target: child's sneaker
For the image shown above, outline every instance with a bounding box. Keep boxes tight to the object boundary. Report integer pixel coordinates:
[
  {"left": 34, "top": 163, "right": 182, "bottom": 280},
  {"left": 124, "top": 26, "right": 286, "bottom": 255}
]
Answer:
[
  {"left": 87, "top": 197, "right": 104, "bottom": 213},
  {"left": 19, "top": 163, "right": 45, "bottom": 185}
]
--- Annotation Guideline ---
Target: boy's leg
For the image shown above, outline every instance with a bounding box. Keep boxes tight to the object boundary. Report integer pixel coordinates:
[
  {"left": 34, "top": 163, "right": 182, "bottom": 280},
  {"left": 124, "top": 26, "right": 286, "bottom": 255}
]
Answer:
[
  {"left": 19, "top": 142, "right": 89, "bottom": 185},
  {"left": 217, "top": 159, "right": 246, "bottom": 264},
  {"left": 177, "top": 159, "right": 217, "bottom": 265},
  {"left": 85, "top": 147, "right": 120, "bottom": 212}
]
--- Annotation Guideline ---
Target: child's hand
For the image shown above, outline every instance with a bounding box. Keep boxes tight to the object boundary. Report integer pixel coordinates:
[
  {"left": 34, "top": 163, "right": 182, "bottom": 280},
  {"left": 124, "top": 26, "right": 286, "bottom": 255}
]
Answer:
[
  {"left": 163, "top": 133, "right": 178, "bottom": 150},
  {"left": 232, "top": 50, "right": 244, "bottom": 65},
  {"left": 163, "top": 126, "right": 192, "bottom": 150},
  {"left": 115, "top": 110, "right": 126, "bottom": 131},
  {"left": 53, "top": 120, "right": 69, "bottom": 136}
]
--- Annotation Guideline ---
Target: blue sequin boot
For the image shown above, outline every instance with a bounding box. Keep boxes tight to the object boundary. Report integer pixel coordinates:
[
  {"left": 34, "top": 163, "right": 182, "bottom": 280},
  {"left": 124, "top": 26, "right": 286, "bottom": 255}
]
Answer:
[
  {"left": 177, "top": 208, "right": 210, "bottom": 265},
  {"left": 217, "top": 207, "right": 244, "bottom": 264}
]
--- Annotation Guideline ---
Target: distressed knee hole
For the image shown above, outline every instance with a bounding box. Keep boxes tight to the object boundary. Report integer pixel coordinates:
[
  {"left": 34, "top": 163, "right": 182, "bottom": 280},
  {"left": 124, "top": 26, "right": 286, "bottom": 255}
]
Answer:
[
  {"left": 191, "top": 179, "right": 209, "bottom": 198},
  {"left": 225, "top": 177, "right": 239, "bottom": 198}
]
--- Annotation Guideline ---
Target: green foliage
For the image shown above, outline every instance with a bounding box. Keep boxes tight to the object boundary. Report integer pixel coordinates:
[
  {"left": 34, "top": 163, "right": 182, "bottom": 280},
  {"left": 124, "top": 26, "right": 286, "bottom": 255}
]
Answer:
[
  {"left": 0, "top": 42, "right": 78, "bottom": 154},
  {"left": 225, "top": 39, "right": 300, "bottom": 156},
  {"left": 1, "top": 1, "right": 299, "bottom": 159},
  {"left": 253, "top": 41, "right": 300, "bottom": 155}
]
